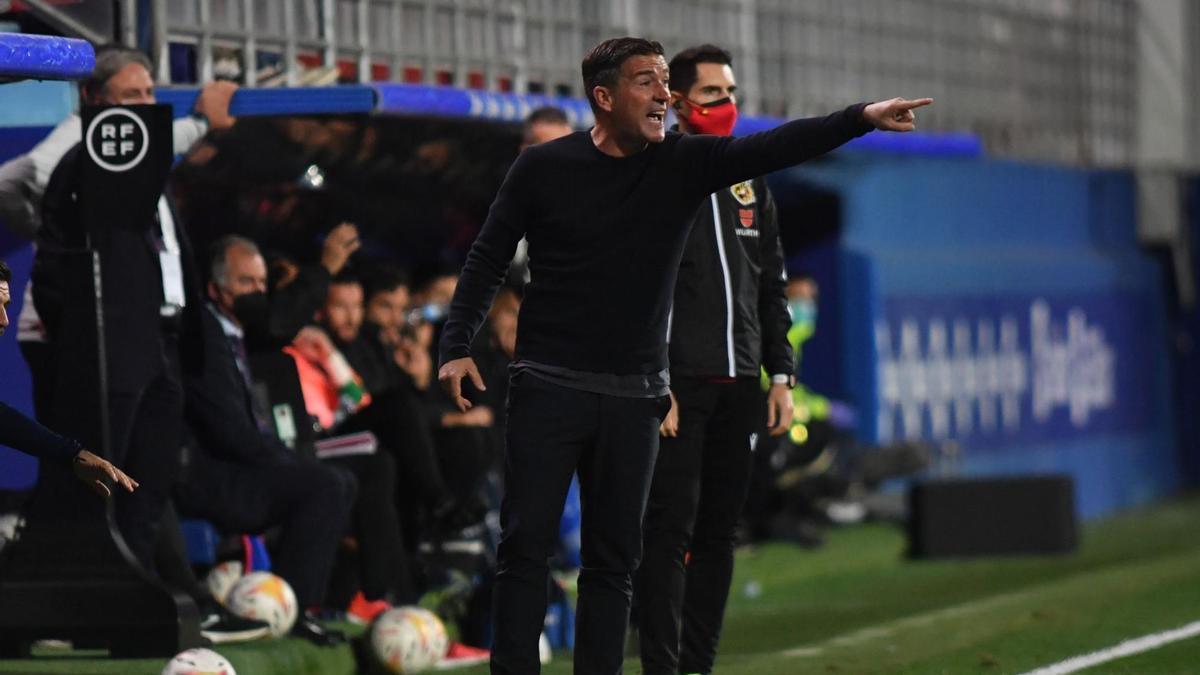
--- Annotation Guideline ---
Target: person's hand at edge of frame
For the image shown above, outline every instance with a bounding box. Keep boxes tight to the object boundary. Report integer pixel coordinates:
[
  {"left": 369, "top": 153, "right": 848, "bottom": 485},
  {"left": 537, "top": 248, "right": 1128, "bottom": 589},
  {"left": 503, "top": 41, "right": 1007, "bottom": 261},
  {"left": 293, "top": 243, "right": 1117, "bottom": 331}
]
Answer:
[
  {"left": 321, "top": 222, "right": 361, "bottom": 276},
  {"left": 660, "top": 390, "right": 679, "bottom": 438},
  {"left": 292, "top": 325, "right": 336, "bottom": 364},
  {"left": 862, "top": 97, "right": 933, "bottom": 132},
  {"left": 194, "top": 80, "right": 238, "bottom": 131},
  {"left": 439, "top": 357, "right": 486, "bottom": 412},
  {"left": 766, "top": 382, "right": 794, "bottom": 437},
  {"left": 73, "top": 450, "right": 138, "bottom": 498}
]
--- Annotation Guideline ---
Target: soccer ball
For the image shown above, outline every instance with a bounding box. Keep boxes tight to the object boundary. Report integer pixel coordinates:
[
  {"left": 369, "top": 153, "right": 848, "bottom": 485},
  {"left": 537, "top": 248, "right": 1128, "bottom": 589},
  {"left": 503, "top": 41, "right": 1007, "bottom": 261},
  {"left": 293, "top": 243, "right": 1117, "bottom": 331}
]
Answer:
[
  {"left": 370, "top": 606, "right": 450, "bottom": 674},
  {"left": 161, "top": 647, "right": 236, "bottom": 675},
  {"left": 225, "top": 571, "right": 297, "bottom": 637},
  {"left": 204, "top": 560, "right": 244, "bottom": 606}
]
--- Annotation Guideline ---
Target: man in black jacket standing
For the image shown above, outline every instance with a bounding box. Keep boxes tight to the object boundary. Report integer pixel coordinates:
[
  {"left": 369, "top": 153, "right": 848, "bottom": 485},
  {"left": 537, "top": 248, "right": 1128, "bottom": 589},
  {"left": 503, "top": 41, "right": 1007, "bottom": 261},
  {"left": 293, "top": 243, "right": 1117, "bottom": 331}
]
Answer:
[
  {"left": 437, "top": 36, "right": 929, "bottom": 674},
  {"left": 633, "top": 44, "right": 793, "bottom": 675},
  {"left": 35, "top": 99, "right": 206, "bottom": 571}
]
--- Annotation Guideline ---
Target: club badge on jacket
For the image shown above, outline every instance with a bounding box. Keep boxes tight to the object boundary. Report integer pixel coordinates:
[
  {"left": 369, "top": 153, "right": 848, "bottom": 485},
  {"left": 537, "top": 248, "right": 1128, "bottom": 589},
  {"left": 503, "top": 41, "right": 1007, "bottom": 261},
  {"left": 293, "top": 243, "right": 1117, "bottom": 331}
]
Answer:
[{"left": 731, "top": 181, "right": 756, "bottom": 206}]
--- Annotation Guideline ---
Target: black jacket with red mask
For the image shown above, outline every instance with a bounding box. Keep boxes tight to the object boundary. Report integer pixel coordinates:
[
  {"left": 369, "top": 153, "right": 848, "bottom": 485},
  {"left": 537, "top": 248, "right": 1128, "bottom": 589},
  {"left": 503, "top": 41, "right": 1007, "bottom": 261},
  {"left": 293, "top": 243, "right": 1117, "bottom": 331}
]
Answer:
[{"left": 667, "top": 168, "right": 793, "bottom": 380}]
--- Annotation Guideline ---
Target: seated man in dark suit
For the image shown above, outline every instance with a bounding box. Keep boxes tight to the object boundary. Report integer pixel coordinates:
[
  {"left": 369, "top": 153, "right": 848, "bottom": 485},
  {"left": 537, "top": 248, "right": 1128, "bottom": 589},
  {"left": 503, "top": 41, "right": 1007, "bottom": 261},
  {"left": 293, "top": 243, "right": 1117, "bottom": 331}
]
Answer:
[{"left": 175, "top": 235, "right": 356, "bottom": 645}]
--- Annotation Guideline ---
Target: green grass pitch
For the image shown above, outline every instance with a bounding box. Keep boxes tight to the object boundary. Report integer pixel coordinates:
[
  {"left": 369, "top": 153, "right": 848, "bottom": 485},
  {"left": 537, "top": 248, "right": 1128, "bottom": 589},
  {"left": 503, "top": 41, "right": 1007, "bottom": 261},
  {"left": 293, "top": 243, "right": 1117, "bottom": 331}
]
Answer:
[{"left": 2, "top": 493, "right": 1197, "bottom": 674}]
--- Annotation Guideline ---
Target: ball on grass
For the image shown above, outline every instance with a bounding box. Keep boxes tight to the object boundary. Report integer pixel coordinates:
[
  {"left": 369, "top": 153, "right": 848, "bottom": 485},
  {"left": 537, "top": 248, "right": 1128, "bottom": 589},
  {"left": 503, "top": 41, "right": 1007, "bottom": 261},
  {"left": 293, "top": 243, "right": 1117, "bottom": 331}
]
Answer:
[
  {"left": 161, "top": 647, "right": 236, "bottom": 675},
  {"left": 225, "top": 571, "right": 297, "bottom": 638},
  {"left": 370, "top": 606, "right": 450, "bottom": 674}
]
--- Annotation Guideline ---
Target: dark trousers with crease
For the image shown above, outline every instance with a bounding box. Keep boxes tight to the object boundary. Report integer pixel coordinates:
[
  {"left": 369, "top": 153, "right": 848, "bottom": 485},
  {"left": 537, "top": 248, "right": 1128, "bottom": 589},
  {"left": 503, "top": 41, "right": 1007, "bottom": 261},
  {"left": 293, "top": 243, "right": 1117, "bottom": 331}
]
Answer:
[
  {"left": 107, "top": 346, "right": 186, "bottom": 573},
  {"left": 174, "top": 451, "right": 356, "bottom": 608},
  {"left": 491, "top": 373, "right": 669, "bottom": 675},
  {"left": 325, "top": 452, "right": 414, "bottom": 603},
  {"left": 635, "top": 376, "right": 761, "bottom": 675},
  {"left": 338, "top": 388, "right": 453, "bottom": 513}
]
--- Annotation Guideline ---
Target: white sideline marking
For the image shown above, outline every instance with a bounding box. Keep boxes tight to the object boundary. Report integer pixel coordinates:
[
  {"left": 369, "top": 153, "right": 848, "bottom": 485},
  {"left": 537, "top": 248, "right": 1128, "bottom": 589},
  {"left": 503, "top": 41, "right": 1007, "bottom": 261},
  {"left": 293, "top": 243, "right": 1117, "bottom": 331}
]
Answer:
[
  {"left": 1019, "top": 620, "right": 1200, "bottom": 675},
  {"left": 781, "top": 646, "right": 824, "bottom": 657},
  {"left": 781, "top": 586, "right": 1039, "bottom": 659}
]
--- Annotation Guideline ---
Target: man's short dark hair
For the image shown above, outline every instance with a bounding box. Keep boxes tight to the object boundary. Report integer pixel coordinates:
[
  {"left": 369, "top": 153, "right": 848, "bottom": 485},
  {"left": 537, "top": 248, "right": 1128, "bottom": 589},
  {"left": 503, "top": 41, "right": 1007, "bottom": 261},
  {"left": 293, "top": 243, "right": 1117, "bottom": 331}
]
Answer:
[
  {"left": 525, "top": 106, "right": 570, "bottom": 128},
  {"left": 668, "top": 44, "right": 733, "bottom": 98},
  {"left": 522, "top": 106, "right": 571, "bottom": 145},
  {"left": 0, "top": 260, "right": 11, "bottom": 284},
  {"left": 413, "top": 260, "right": 461, "bottom": 293},
  {"left": 363, "top": 266, "right": 410, "bottom": 302},
  {"left": 581, "top": 37, "right": 665, "bottom": 111},
  {"left": 331, "top": 270, "right": 362, "bottom": 288},
  {"left": 523, "top": 103, "right": 568, "bottom": 133}
]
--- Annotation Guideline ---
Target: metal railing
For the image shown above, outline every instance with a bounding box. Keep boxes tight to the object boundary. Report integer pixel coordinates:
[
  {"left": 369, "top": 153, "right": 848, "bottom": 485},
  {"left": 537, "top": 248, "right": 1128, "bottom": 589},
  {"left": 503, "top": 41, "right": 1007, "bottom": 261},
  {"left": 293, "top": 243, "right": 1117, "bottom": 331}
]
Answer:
[{"left": 146, "top": 0, "right": 1137, "bottom": 166}]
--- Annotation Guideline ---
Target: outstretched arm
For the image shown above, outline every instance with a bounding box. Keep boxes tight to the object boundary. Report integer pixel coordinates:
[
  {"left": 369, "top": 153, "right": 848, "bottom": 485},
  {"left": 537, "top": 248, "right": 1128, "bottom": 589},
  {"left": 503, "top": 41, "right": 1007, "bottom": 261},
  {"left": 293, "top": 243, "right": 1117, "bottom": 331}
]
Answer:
[
  {"left": 0, "top": 402, "right": 137, "bottom": 496},
  {"left": 686, "top": 98, "right": 933, "bottom": 193},
  {"left": 0, "top": 400, "right": 81, "bottom": 462}
]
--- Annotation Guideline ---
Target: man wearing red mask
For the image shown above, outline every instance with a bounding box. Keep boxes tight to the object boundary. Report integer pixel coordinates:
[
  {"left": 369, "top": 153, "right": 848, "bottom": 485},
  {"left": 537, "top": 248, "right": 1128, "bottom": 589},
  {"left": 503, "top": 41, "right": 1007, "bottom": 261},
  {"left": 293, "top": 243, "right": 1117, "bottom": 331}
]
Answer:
[{"left": 634, "top": 44, "right": 795, "bottom": 675}]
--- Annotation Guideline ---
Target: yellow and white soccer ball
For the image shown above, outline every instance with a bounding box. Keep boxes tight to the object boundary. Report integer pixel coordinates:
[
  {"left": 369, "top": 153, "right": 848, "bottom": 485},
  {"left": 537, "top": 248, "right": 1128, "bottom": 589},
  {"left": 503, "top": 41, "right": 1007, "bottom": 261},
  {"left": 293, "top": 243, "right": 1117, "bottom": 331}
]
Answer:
[
  {"left": 161, "top": 647, "right": 236, "bottom": 675},
  {"left": 204, "top": 560, "right": 244, "bottom": 606},
  {"left": 370, "top": 606, "right": 450, "bottom": 674},
  {"left": 225, "top": 571, "right": 297, "bottom": 637}
]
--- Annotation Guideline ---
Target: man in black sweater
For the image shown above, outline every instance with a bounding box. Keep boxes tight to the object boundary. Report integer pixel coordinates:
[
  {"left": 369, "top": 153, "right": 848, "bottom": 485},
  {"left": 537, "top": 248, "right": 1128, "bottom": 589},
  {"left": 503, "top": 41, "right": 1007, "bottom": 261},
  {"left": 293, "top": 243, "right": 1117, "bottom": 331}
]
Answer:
[
  {"left": 438, "top": 36, "right": 930, "bottom": 675},
  {"left": 634, "top": 44, "right": 791, "bottom": 675}
]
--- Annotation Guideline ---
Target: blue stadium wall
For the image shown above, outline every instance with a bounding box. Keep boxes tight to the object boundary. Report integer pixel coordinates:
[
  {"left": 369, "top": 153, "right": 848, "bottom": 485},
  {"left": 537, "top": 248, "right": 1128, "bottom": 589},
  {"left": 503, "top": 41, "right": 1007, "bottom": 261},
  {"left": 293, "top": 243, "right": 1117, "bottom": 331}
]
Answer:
[
  {"left": 774, "top": 156, "right": 1182, "bottom": 519},
  {"left": 0, "top": 81, "right": 1187, "bottom": 519},
  {"left": 0, "top": 81, "right": 75, "bottom": 492}
]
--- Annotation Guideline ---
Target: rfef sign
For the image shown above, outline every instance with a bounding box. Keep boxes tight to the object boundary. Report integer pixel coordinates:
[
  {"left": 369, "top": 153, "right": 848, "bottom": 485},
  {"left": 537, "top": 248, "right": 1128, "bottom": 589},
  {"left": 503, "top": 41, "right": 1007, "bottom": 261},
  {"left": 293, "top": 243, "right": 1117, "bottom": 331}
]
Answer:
[
  {"left": 79, "top": 104, "right": 172, "bottom": 224},
  {"left": 84, "top": 108, "right": 149, "bottom": 172}
]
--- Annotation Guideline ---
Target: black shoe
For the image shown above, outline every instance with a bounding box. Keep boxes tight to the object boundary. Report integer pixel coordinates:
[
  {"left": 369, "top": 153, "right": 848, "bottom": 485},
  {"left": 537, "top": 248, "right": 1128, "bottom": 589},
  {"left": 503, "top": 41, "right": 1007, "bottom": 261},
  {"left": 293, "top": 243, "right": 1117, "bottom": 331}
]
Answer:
[
  {"left": 291, "top": 613, "right": 346, "bottom": 647},
  {"left": 199, "top": 605, "right": 272, "bottom": 644}
]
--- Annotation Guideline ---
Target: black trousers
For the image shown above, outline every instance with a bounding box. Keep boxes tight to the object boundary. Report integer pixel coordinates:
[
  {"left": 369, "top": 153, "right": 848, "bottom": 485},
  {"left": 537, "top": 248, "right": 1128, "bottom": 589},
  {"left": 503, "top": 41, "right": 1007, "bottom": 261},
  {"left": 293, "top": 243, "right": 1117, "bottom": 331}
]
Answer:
[
  {"left": 491, "top": 373, "right": 668, "bottom": 675},
  {"left": 107, "top": 351, "right": 186, "bottom": 572},
  {"left": 325, "top": 452, "right": 414, "bottom": 603},
  {"left": 635, "top": 376, "right": 761, "bottom": 675},
  {"left": 338, "top": 388, "right": 452, "bottom": 513},
  {"left": 174, "top": 452, "right": 356, "bottom": 608},
  {"left": 434, "top": 425, "right": 492, "bottom": 508}
]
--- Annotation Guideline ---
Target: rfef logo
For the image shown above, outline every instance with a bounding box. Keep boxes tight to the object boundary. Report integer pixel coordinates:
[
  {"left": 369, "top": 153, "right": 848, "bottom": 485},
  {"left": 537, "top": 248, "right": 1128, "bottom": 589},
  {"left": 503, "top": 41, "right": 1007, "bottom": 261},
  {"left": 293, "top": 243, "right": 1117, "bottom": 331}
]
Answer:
[{"left": 85, "top": 108, "right": 148, "bottom": 172}]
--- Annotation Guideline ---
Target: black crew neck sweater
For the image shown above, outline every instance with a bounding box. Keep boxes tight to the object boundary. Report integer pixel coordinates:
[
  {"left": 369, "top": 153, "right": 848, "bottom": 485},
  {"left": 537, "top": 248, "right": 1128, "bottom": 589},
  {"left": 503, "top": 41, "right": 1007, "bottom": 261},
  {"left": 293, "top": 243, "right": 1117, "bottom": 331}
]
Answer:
[{"left": 439, "top": 103, "right": 873, "bottom": 376}]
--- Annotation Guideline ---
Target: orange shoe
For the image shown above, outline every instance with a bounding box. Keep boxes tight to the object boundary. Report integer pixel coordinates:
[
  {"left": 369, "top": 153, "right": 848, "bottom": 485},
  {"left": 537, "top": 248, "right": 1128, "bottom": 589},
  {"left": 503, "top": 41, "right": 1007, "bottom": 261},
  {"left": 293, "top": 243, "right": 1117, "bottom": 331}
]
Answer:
[
  {"left": 435, "top": 642, "right": 490, "bottom": 669},
  {"left": 346, "top": 591, "right": 391, "bottom": 625}
]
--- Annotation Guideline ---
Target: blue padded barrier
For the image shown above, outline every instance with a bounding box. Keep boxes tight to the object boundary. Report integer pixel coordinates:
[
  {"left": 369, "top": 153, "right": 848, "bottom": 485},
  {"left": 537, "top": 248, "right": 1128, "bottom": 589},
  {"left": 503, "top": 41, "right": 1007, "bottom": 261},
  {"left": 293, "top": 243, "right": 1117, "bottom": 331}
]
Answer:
[
  {"left": 0, "top": 33, "right": 94, "bottom": 81},
  {"left": 156, "top": 85, "right": 377, "bottom": 119}
]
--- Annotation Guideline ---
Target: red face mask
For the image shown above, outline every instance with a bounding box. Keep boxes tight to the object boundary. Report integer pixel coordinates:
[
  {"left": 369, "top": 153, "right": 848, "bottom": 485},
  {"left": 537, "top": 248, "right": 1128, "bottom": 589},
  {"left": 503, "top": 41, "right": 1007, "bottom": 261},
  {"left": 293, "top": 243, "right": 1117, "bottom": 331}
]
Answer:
[{"left": 681, "top": 96, "right": 738, "bottom": 136}]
